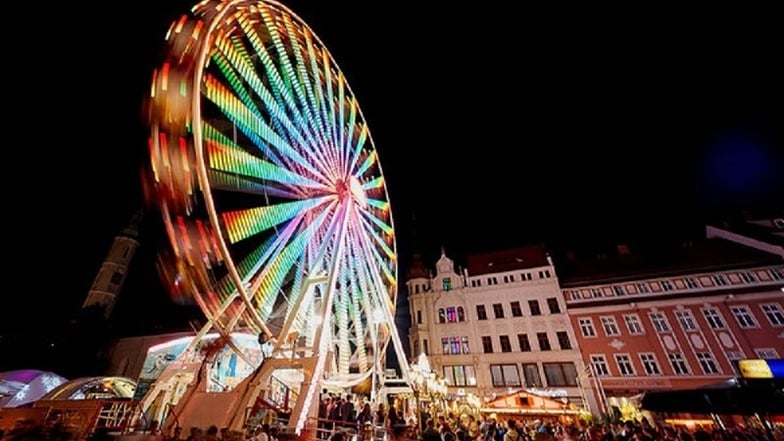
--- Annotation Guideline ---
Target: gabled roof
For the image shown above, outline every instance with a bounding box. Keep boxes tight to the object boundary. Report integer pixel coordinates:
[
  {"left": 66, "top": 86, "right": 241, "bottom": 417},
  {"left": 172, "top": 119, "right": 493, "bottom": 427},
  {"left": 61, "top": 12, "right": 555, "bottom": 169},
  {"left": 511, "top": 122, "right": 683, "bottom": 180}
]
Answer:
[
  {"left": 466, "top": 245, "right": 549, "bottom": 276},
  {"left": 555, "top": 235, "right": 781, "bottom": 287}
]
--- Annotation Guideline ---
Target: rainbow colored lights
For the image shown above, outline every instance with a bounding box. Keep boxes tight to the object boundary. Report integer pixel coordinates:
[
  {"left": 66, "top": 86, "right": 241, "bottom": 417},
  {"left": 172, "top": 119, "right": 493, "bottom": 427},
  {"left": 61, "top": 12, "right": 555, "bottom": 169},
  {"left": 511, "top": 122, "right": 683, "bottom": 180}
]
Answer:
[{"left": 144, "top": 0, "right": 399, "bottom": 432}]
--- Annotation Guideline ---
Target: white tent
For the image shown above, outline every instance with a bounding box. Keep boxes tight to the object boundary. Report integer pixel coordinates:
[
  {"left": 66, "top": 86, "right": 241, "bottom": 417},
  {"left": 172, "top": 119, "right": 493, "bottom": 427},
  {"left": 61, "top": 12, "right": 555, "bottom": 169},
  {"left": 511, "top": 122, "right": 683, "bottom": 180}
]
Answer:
[{"left": 0, "top": 369, "right": 68, "bottom": 408}]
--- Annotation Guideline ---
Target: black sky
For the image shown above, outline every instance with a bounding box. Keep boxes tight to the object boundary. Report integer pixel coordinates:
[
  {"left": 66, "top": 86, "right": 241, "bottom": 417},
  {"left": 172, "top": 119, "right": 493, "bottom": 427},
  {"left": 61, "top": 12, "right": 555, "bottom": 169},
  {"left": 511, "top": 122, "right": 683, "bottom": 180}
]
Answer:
[{"left": 4, "top": 1, "right": 783, "bottom": 334}]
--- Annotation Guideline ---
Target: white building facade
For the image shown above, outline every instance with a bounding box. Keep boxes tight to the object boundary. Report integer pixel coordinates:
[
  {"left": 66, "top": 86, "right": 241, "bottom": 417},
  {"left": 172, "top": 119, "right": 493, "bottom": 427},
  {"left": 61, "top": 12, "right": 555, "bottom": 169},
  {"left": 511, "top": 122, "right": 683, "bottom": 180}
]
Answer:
[{"left": 406, "top": 246, "right": 601, "bottom": 415}]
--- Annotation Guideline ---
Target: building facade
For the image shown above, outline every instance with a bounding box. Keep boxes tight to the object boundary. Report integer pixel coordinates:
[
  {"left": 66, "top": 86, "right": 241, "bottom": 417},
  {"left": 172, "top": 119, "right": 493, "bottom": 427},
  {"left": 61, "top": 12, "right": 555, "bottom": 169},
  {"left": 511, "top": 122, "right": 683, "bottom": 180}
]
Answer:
[
  {"left": 406, "top": 245, "right": 600, "bottom": 414},
  {"left": 558, "top": 235, "right": 784, "bottom": 418}
]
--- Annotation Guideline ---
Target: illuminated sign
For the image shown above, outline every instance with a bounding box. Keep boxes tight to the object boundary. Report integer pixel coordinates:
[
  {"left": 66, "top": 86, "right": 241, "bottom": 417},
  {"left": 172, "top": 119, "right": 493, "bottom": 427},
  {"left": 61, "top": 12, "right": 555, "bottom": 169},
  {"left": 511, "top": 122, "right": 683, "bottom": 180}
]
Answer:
[{"left": 738, "top": 359, "right": 784, "bottom": 379}]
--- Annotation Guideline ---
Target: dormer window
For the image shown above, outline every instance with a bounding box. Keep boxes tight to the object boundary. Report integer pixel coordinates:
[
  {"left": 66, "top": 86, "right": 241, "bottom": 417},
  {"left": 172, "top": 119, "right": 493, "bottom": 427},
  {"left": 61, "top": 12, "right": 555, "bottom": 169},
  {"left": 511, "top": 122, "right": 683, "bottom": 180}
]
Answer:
[{"left": 443, "top": 277, "right": 452, "bottom": 291}]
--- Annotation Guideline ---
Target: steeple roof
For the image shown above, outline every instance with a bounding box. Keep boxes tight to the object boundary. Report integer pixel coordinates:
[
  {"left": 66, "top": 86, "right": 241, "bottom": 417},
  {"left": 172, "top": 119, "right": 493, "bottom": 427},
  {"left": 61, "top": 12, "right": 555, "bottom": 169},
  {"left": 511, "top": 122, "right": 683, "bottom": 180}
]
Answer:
[{"left": 119, "top": 209, "right": 144, "bottom": 240}]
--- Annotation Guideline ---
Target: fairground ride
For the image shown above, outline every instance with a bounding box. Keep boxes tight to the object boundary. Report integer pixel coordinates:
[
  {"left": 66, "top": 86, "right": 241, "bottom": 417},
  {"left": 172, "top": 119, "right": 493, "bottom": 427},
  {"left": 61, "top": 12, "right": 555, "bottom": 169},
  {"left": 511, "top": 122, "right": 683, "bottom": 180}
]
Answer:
[{"left": 140, "top": 0, "right": 410, "bottom": 434}]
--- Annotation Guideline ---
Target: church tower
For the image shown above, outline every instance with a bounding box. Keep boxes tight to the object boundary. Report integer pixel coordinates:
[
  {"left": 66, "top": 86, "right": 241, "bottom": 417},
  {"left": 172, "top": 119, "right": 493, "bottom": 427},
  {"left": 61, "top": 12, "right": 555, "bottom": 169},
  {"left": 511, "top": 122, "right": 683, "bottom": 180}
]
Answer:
[{"left": 82, "top": 210, "right": 143, "bottom": 319}]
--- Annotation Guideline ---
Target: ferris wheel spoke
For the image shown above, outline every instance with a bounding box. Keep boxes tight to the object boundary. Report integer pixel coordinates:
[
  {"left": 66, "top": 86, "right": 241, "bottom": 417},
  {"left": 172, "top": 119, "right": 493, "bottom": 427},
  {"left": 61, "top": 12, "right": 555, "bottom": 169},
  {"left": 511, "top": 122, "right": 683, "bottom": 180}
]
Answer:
[
  {"left": 281, "top": 16, "right": 331, "bottom": 149},
  {"left": 236, "top": 17, "right": 326, "bottom": 164},
  {"left": 213, "top": 34, "right": 314, "bottom": 155},
  {"left": 203, "top": 76, "right": 331, "bottom": 183},
  {"left": 215, "top": 32, "right": 337, "bottom": 182},
  {"left": 208, "top": 170, "right": 303, "bottom": 200},
  {"left": 345, "top": 108, "right": 368, "bottom": 176},
  {"left": 316, "top": 45, "right": 340, "bottom": 171},
  {"left": 299, "top": 27, "right": 344, "bottom": 178},
  {"left": 204, "top": 123, "right": 328, "bottom": 195},
  {"left": 242, "top": 201, "right": 341, "bottom": 321},
  {"left": 221, "top": 196, "right": 334, "bottom": 244},
  {"left": 259, "top": 6, "right": 332, "bottom": 154}
]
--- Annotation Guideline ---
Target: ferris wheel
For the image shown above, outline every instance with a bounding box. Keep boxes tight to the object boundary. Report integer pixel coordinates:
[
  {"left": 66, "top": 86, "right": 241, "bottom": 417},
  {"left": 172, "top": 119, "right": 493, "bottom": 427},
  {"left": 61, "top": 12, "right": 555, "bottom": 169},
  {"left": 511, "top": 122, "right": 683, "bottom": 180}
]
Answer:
[{"left": 143, "top": 0, "right": 408, "bottom": 424}]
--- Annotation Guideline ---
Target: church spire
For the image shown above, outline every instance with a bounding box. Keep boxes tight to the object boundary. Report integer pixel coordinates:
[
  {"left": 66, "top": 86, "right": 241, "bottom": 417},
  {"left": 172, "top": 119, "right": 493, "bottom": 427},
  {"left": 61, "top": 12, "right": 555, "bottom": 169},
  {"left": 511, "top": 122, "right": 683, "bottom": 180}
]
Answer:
[{"left": 82, "top": 210, "right": 143, "bottom": 319}]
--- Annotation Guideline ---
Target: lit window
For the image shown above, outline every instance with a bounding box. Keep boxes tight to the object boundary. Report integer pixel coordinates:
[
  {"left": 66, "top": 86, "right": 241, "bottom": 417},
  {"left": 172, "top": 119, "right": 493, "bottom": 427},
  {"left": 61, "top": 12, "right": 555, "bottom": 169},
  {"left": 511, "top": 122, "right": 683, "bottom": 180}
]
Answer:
[{"left": 490, "top": 364, "right": 521, "bottom": 387}]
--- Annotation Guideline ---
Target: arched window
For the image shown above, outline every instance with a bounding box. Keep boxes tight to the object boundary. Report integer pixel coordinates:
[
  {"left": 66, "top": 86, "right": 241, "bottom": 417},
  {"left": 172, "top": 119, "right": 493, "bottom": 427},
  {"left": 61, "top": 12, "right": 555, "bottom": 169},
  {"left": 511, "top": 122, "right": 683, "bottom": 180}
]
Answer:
[
  {"left": 438, "top": 308, "right": 446, "bottom": 323},
  {"left": 457, "top": 307, "right": 465, "bottom": 322}
]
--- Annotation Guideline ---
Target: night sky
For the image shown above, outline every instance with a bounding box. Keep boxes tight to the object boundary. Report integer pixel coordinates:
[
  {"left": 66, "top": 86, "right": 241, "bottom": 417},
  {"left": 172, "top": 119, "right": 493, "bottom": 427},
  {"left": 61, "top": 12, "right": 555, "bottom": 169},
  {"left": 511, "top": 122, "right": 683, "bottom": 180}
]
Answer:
[{"left": 4, "top": 1, "right": 782, "bottom": 339}]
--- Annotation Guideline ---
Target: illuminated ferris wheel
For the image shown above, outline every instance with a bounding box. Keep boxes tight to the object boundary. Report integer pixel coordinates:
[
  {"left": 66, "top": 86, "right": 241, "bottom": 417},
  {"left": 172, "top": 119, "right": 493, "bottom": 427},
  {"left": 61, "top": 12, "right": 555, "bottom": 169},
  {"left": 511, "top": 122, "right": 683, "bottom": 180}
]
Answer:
[{"left": 144, "top": 0, "right": 407, "bottom": 411}]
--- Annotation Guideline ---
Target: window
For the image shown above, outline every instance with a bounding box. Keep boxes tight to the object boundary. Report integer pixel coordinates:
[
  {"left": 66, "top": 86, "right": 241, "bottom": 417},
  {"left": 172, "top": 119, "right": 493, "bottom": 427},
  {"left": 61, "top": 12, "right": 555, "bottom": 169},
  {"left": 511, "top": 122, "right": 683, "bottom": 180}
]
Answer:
[
  {"left": 416, "top": 310, "right": 422, "bottom": 325},
  {"left": 517, "top": 334, "right": 531, "bottom": 352},
  {"left": 476, "top": 305, "right": 488, "bottom": 320},
  {"left": 636, "top": 283, "right": 650, "bottom": 293},
  {"left": 471, "top": 280, "right": 481, "bottom": 288},
  {"left": 442, "top": 337, "right": 450, "bottom": 354},
  {"left": 675, "top": 309, "right": 697, "bottom": 331},
  {"left": 528, "top": 300, "right": 542, "bottom": 316},
  {"left": 590, "top": 355, "right": 610, "bottom": 376},
  {"left": 537, "top": 332, "right": 551, "bottom": 351},
  {"left": 457, "top": 307, "right": 466, "bottom": 322},
  {"left": 703, "top": 308, "right": 726, "bottom": 329},
  {"left": 556, "top": 331, "right": 572, "bottom": 350},
  {"left": 771, "top": 268, "right": 784, "bottom": 280},
  {"left": 543, "top": 363, "right": 578, "bottom": 386},
  {"left": 761, "top": 303, "right": 784, "bottom": 326},
  {"left": 503, "top": 275, "right": 513, "bottom": 283},
  {"left": 493, "top": 303, "right": 505, "bottom": 319},
  {"left": 413, "top": 341, "right": 420, "bottom": 356},
  {"left": 453, "top": 337, "right": 464, "bottom": 354},
  {"left": 590, "top": 288, "right": 603, "bottom": 298},
  {"left": 685, "top": 278, "right": 700, "bottom": 289},
  {"left": 546, "top": 298, "right": 561, "bottom": 314},
  {"left": 438, "top": 309, "right": 446, "bottom": 324},
  {"left": 499, "top": 335, "right": 512, "bottom": 353},
  {"left": 739, "top": 271, "right": 757, "bottom": 283},
  {"left": 696, "top": 352, "right": 719, "bottom": 374},
  {"left": 668, "top": 353, "right": 690, "bottom": 375},
  {"left": 490, "top": 364, "right": 521, "bottom": 387},
  {"left": 481, "top": 336, "right": 493, "bottom": 353},
  {"left": 712, "top": 275, "right": 728, "bottom": 286},
  {"left": 639, "top": 353, "right": 661, "bottom": 375},
  {"left": 649, "top": 312, "right": 670, "bottom": 332},
  {"left": 624, "top": 314, "right": 644, "bottom": 334},
  {"left": 510, "top": 301, "right": 523, "bottom": 317},
  {"left": 613, "top": 286, "right": 626, "bottom": 296},
  {"left": 727, "top": 352, "right": 744, "bottom": 375},
  {"left": 423, "top": 339, "right": 429, "bottom": 355},
  {"left": 461, "top": 337, "right": 470, "bottom": 354},
  {"left": 443, "top": 277, "right": 452, "bottom": 291},
  {"left": 446, "top": 307, "right": 458, "bottom": 322},
  {"left": 661, "top": 280, "right": 674, "bottom": 291},
  {"left": 755, "top": 348, "right": 780, "bottom": 359},
  {"left": 601, "top": 316, "right": 620, "bottom": 336},
  {"left": 110, "top": 271, "right": 124, "bottom": 285},
  {"left": 731, "top": 306, "right": 758, "bottom": 328},
  {"left": 579, "top": 318, "right": 596, "bottom": 337},
  {"left": 522, "top": 363, "right": 543, "bottom": 387},
  {"left": 615, "top": 354, "right": 635, "bottom": 376},
  {"left": 443, "top": 365, "right": 477, "bottom": 387}
]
